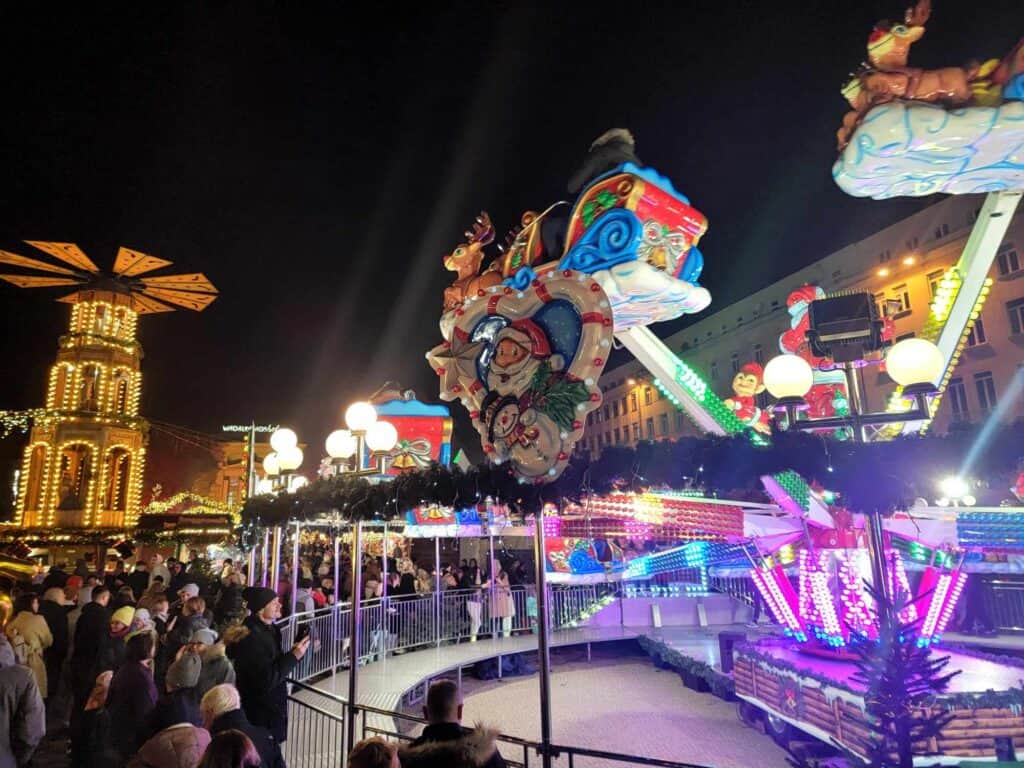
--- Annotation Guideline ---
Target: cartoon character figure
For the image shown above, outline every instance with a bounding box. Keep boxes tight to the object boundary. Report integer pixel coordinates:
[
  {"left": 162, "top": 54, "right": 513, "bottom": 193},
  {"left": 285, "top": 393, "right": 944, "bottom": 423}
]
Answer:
[
  {"left": 479, "top": 318, "right": 589, "bottom": 479},
  {"left": 723, "top": 363, "right": 771, "bottom": 435}
]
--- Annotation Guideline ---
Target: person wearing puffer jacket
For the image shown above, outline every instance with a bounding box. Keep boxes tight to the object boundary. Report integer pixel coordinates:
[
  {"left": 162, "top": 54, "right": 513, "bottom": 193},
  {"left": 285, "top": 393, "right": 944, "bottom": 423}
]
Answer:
[
  {"left": 0, "top": 634, "right": 45, "bottom": 768},
  {"left": 190, "top": 630, "right": 235, "bottom": 700},
  {"left": 130, "top": 690, "right": 210, "bottom": 768}
]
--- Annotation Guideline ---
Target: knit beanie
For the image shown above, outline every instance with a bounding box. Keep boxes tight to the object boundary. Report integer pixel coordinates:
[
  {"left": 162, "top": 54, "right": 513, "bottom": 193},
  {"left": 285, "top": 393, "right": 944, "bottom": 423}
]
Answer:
[
  {"left": 111, "top": 605, "right": 135, "bottom": 627},
  {"left": 242, "top": 587, "right": 277, "bottom": 614},
  {"left": 166, "top": 652, "right": 202, "bottom": 691}
]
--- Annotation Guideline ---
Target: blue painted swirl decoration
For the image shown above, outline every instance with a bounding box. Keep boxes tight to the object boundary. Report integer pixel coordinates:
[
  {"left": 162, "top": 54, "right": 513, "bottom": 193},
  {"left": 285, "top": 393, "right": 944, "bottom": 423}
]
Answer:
[
  {"left": 558, "top": 208, "right": 642, "bottom": 274},
  {"left": 502, "top": 265, "right": 538, "bottom": 290}
]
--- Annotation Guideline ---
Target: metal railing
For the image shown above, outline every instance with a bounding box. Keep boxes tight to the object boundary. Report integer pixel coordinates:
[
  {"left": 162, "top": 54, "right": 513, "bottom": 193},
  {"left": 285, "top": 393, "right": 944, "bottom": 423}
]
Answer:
[
  {"left": 981, "top": 577, "right": 1024, "bottom": 632},
  {"left": 279, "top": 583, "right": 619, "bottom": 683},
  {"left": 286, "top": 679, "right": 712, "bottom": 768}
]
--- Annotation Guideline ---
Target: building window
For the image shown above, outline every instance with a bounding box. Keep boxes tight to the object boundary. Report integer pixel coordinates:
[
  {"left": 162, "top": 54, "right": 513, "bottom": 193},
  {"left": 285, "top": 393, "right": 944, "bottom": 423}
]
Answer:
[
  {"left": 753, "top": 344, "right": 764, "bottom": 366},
  {"left": 948, "top": 378, "right": 968, "bottom": 422},
  {"left": 645, "top": 417, "right": 654, "bottom": 440},
  {"left": 928, "top": 269, "right": 946, "bottom": 297},
  {"left": 883, "top": 284, "right": 911, "bottom": 316},
  {"left": 934, "top": 223, "right": 950, "bottom": 240},
  {"left": 905, "top": 236, "right": 919, "bottom": 250},
  {"left": 612, "top": 400, "right": 619, "bottom": 418},
  {"left": 621, "top": 397, "right": 627, "bottom": 416},
  {"left": 631, "top": 423, "right": 640, "bottom": 441},
  {"left": 605, "top": 431, "right": 611, "bottom": 446},
  {"left": 597, "top": 434, "right": 603, "bottom": 449},
  {"left": 614, "top": 428, "right": 621, "bottom": 444},
  {"left": 730, "top": 354, "right": 740, "bottom": 374},
  {"left": 675, "top": 411, "right": 684, "bottom": 429},
  {"left": 1008, "top": 298, "right": 1024, "bottom": 336},
  {"left": 603, "top": 405, "right": 610, "bottom": 421},
  {"left": 975, "top": 371, "right": 997, "bottom": 414},
  {"left": 710, "top": 362, "right": 718, "bottom": 381},
  {"left": 630, "top": 392, "right": 638, "bottom": 412},
  {"left": 965, "top": 316, "right": 987, "bottom": 346},
  {"left": 999, "top": 242, "right": 1021, "bottom": 277},
  {"left": 644, "top": 387, "right": 652, "bottom": 406},
  {"left": 659, "top": 413, "right": 669, "bottom": 435}
]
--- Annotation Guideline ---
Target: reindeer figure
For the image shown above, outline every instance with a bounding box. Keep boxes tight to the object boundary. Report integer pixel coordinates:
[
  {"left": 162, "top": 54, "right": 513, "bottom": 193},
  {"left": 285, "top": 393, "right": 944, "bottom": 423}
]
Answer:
[
  {"left": 442, "top": 212, "right": 502, "bottom": 312},
  {"left": 863, "top": 0, "right": 970, "bottom": 105}
]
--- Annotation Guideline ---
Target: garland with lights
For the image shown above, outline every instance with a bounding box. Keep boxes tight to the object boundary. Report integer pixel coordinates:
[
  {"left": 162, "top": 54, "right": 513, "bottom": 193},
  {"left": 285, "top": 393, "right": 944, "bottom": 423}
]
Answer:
[
  {"left": 241, "top": 421, "right": 1022, "bottom": 526},
  {"left": 142, "top": 491, "right": 236, "bottom": 520},
  {"left": 0, "top": 409, "right": 48, "bottom": 440}
]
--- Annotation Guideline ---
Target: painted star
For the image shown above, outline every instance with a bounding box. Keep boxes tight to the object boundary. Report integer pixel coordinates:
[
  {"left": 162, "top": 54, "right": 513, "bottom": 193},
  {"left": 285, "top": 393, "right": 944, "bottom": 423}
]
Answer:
[{"left": 426, "top": 337, "right": 485, "bottom": 400}]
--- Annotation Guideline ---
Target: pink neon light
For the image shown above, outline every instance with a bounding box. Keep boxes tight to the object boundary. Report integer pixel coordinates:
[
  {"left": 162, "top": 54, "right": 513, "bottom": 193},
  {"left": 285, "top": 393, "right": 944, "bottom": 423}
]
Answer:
[
  {"left": 751, "top": 568, "right": 787, "bottom": 626},
  {"left": 935, "top": 571, "right": 967, "bottom": 636},
  {"left": 921, "top": 573, "right": 952, "bottom": 639},
  {"left": 836, "top": 551, "right": 876, "bottom": 640}
]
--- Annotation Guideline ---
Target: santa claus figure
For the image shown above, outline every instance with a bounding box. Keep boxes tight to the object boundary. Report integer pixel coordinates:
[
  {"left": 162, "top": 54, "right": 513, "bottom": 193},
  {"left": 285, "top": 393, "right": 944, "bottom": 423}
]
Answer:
[
  {"left": 723, "top": 363, "right": 772, "bottom": 434},
  {"left": 486, "top": 319, "right": 564, "bottom": 396}
]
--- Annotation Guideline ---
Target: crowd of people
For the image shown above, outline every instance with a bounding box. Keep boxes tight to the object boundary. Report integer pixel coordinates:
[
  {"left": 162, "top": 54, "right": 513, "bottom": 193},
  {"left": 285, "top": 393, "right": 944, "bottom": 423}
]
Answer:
[
  {"left": 1, "top": 551, "right": 309, "bottom": 768},
  {"left": 0, "top": 540, "right": 535, "bottom": 768}
]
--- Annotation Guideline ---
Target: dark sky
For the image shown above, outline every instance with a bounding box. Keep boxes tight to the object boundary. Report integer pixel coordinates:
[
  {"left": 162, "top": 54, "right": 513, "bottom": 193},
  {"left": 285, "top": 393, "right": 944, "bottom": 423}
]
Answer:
[{"left": 1, "top": 0, "right": 1019, "bottom": 475}]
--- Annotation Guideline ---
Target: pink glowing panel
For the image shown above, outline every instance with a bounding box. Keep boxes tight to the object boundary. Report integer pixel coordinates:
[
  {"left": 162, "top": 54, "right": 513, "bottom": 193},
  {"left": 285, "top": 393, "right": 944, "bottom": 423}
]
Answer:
[
  {"left": 837, "top": 551, "right": 877, "bottom": 640},
  {"left": 921, "top": 572, "right": 952, "bottom": 640},
  {"left": 887, "top": 551, "right": 918, "bottom": 624},
  {"left": 753, "top": 564, "right": 806, "bottom": 640},
  {"left": 935, "top": 571, "right": 967, "bottom": 636}
]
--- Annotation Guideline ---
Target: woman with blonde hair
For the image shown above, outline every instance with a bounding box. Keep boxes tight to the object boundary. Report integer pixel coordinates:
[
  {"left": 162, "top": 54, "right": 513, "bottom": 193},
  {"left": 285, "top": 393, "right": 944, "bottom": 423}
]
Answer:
[{"left": 5, "top": 593, "right": 53, "bottom": 697}]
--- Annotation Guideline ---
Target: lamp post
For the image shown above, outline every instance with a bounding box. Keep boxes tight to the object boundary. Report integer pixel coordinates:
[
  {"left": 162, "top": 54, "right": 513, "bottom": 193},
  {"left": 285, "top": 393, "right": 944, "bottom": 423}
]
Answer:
[
  {"left": 262, "top": 427, "right": 306, "bottom": 493},
  {"left": 325, "top": 402, "right": 399, "bottom": 477},
  {"left": 324, "top": 401, "right": 398, "bottom": 750},
  {"left": 763, "top": 338, "right": 945, "bottom": 601}
]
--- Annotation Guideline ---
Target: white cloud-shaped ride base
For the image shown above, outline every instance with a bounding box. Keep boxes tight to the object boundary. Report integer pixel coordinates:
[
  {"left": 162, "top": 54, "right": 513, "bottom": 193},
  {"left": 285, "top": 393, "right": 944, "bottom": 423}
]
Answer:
[
  {"left": 593, "top": 261, "right": 711, "bottom": 331},
  {"left": 833, "top": 100, "right": 1024, "bottom": 199}
]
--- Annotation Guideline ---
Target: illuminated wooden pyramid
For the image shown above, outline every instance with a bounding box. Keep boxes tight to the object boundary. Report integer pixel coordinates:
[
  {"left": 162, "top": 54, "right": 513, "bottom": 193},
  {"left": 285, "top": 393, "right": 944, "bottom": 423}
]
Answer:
[{"left": 0, "top": 242, "right": 217, "bottom": 529}]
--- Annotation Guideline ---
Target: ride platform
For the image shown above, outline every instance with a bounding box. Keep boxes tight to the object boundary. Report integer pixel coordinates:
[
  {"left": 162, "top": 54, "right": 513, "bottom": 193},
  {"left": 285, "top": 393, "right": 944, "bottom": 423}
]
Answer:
[{"left": 734, "top": 639, "right": 1024, "bottom": 765}]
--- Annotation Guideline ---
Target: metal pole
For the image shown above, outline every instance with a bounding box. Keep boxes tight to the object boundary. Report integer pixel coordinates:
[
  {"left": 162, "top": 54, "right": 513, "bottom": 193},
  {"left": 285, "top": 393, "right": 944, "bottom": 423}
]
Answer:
[
  {"left": 332, "top": 526, "right": 341, "bottom": 676},
  {"left": 270, "top": 526, "right": 283, "bottom": 595},
  {"left": 488, "top": 531, "right": 496, "bottom": 638},
  {"left": 346, "top": 521, "right": 363, "bottom": 752},
  {"left": 866, "top": 511, "right": 891, "bottom": 604},
  {"left": 247, "top": 422, "right": 257, "bottom": 499},
  {"left": 246, "top": 536, "right": 258, "bottom": 589},
  {"left": 260, "top": 528, "right": 270, "bottom": 587},
  {"left": 533, "top": 513, "right": 554, "bottom": 768},
  {"left": 290, "top": 521, "right": 301, "bottom": 617},
  {"left": 435, "top": 535, "right": 442, "bottom": 646},
  {"left": 843, "top": 364, "right": 866, "bottom": 443}
]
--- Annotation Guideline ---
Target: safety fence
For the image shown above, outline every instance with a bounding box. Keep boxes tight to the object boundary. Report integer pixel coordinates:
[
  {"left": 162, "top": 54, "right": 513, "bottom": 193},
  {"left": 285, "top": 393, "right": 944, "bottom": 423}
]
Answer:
[
  {"left": 285, "top": 679, "right": 713, "bottom": 768},
  {"left": 280, "top": 583, "right": 620, "bottom": 683},
  {"left": 981, "top": 577, "right": 1024, "bottom": 631}
]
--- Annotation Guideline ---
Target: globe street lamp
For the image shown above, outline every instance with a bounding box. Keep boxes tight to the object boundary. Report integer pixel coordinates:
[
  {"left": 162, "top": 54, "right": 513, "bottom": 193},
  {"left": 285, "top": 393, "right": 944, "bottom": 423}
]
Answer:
[
  {"left": 325, "top": 401, "right": 398, "bottom": 476},
  {"left": 262, "top": 427, "right": 305, "bottom": 492},
  {"left": 764, "top": 338, "right": 943, "bottom": 442},
  {"left": 763, "top": 337, "right": 943, "bottom": 602}
]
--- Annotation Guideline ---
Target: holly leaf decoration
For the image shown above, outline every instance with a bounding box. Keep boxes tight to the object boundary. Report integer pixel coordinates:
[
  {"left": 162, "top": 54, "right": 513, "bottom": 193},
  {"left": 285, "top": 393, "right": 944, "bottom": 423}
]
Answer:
[{"left": 529, "top": 362, "right": 590, "bottom": 431}]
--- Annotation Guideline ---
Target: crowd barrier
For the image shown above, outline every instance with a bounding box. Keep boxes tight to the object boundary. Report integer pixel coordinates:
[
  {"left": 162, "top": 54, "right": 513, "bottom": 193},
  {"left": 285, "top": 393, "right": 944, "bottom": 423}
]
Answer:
[
  {"left": 285, "top": 679, "right": 712, "bottom": 768},
  {"left": 279, "top": 583, "right": 619, "bottom": 683}
]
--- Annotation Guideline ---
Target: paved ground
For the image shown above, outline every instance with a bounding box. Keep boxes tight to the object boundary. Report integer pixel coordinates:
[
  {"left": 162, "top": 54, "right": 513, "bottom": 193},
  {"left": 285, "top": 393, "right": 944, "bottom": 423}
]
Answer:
[{"left": 404, "top": 643, "right": 791, "bottom": 768}]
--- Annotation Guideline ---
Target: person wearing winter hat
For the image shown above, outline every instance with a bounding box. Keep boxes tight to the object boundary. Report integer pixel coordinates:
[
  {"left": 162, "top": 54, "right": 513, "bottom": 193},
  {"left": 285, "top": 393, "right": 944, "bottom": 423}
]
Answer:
[
  {"left": 130, "top": 608, "right": 156, "bottom": 638},
  {"left": 223, "top": 587, "right": 309, "bottom": 742},
  {"left": 190, "top": 629, "right": 236, "bottom": 700},
  {"left": 155, "top": 650, "right": 204, "bottom": 730},
  {"left": 97, "top": 605, "right": 135, "bottom": 673}
]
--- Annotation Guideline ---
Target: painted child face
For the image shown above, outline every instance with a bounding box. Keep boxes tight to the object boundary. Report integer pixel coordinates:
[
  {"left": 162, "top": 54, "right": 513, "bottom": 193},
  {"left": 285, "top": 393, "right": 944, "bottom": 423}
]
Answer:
[
  {"left": 494, "top": 338, "right": 530, "bottom": 369},
  {"left": 732, "top": 372, "right": 763, "bottom": 398}
]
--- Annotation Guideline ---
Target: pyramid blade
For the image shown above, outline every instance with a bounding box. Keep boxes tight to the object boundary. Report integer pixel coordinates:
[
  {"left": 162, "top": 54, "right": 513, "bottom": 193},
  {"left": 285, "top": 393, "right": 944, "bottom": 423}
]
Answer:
[
  {"left": 0, "top": 250, "right": 79, "bottom": 276},
  {"left": 0, "top": 274, "right": 84, "bottom": 288},
  {"left": 140, "top": 287, "right": 217, "bottom": 311},
  {"left": 57, "top": 291, "right": 85, "bottom": 304},
  {"left": 24, "top": 241, "right": 99, "bottom": 273},
  {"left": 114, "top": 247, "right": 174, "bottom": 277},
  {"left": 131, "top": 293, "right": 176, "bottom": 314},
  {"left": 140, "top": 272, "right": 217, "bottom": 293}
]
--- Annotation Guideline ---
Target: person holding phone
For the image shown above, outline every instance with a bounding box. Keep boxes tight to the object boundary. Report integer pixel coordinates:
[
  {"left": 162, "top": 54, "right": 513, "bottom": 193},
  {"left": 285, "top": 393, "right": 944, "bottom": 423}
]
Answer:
[{"left": 224, "top": 587, "right": 309, "bottom": 744}]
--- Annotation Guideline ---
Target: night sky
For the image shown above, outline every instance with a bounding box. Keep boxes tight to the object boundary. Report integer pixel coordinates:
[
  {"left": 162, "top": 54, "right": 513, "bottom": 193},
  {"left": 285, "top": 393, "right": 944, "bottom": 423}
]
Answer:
[{"left": 1, "top": 1, "right": 1020, "bottom": 477}]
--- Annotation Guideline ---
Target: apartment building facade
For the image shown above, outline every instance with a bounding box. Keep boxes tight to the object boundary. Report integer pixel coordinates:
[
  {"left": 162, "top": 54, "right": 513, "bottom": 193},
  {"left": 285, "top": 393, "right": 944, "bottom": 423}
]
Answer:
[{"left": 586, "top": 195, "right": 1024, "bottom": 456}]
